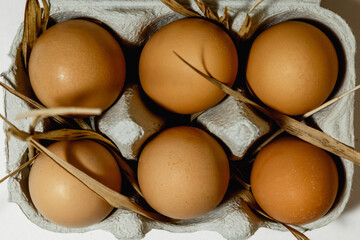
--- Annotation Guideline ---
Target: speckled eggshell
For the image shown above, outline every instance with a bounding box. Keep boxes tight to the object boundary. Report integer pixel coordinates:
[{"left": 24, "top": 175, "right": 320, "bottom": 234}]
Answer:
[
  {"left": 250, "top": 136, "right": 339, "bottom": 225},
  {"left": 137, "top": 126, "right": 230, "bottom": 219},
  {"left": 139, "top": 18, "right": 238, "bottom": 114},
  {"left": 28, "top": 140, "right": 122, "bottom": 228},
  {"left": 246, "top": 21, "right": 338, "bottom": 116},
  {"left": 29, "top": 19, "right": 126, "bottom": 112}
]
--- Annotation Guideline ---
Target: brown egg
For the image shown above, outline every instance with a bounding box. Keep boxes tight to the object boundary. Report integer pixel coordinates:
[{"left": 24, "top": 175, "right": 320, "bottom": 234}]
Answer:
[
  {"left": 29, "top": 19, "right": 126, "bottom": 111},
  {"left": 28, "top": 140, "right": 122, "bottom": 228},
  {"left": 137, "top": 126, "right": 230, "bottom": 219},
  {"left": 246, "top": 21, "right": 338, "bottom": 115},
  {"left": 139, "top": 18, "right": 238, "bottom": 114},
  {"left": 250, "top": 136, "right": 339, "bottom": 225}
]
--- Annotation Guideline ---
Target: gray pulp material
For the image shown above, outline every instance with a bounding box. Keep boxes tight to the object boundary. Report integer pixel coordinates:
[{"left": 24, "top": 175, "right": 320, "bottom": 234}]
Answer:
[
  {"left": 97, "top": 84, "right": 167, "bottom": 160},
  {"left": 197, "top": 96, "right": 271, "bottom": 160}
]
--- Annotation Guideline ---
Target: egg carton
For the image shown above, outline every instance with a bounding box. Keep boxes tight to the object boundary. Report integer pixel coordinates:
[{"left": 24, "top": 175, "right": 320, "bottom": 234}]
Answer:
[{"left": 3, "top": 0, "right": 355, "bottom": 239}]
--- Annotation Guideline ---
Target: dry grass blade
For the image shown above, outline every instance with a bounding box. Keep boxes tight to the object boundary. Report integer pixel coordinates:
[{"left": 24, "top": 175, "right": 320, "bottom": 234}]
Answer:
[
  {"left": 0, "top": 114, "right": 22, "bottom": 133},
  {"left": 0, "top": 76, "right": 75, "bottom": 128},
  {"left": 22, "top": 0, "right": 39, "bottom": 68},
  {"left": 29, "top": 115, "right": 42, "bottom": 136},
  {"left": 190, "top": 110, "right": 204, "bottom": 121},
  {"left": 238, "top": 0, "right": 264, "bottom": 39},
  {"left": 22, "top": 0, "right": 49, "bottom": 68},
  {"left": 0, "top": 114, "right": 31, "bottom": 141},
  {"left": 238, "top": 13, "right": 252, "bottom": 39},
  {"left": 0, "top": 157, "right": 36, "bottom": 184},
  {"left": 28, "top": 142, "right": 36, "bottom": 160},
  {"left": 1, "top": 110, "right": 141, "bottom": 197},
  {"left": 108, "top": 148, "right": 143, "bottom": 196},
  {"left": 282, "top": 225, "right": 310, "bottom": 240},
  {"left": 302, "top": 84, "right": 360, "bottom": 118},
  {"left": 251, "top": 128, "right": 283, "bottom": 157},
  {"left": 29, "top": 139, "right": 172, "bottom": 222},
  {"left": 250, "top": 84, "right": 360, "bottom": 156},
  {"left": 194, "top": 0, "right": 230, "bottom": 29},
  {"left": 1, "top": 111, "right": 37, "bottom": 162},
  {"left": 194, "top": 0, "right": 218, "bottom": 21},
  {"left": 31, "top": 128, "right": 114, "bottom": 143},
  {"left": 31, "top": 128, "right": 142, "bottom": 196},
  {"left": 237, "top": 189, "right": 269, "bottom": 220},
  {"left": 233, "top": 174, "right": 251, "bottom": 190},
  {"left": 161, "top": 0, "right": 201, "bottom": 17},
  {"left": 273, "top": 112, "right": 360, "bottom": 163},
  {"left": 40, "top": 0, "right": 49, "bottom": 32},
  {"left": 174, "top": 52, "right": 360, "bottom": 165},
  {"left": 237, "top": 188, "right": 309, "bottom": 240},
  {"left": 218, "top": 6, "right": 230, "bottom": 29},
  {"left": 18, "top": 108, "right": 97, "bottom": 132},
  {"left": 0, "top": 75, "right": 43, "bottom": 109},
  {"left": 16, "top": 107, "right": 102, "bottom": 120},
  {"left": 73, "top": 118, "right": 92, "bottom": 130},
  {"left": 249, "top": 0, "right": 264, "bottom": 14},
  {"left": 0, "top": 75, "right": 92, "bottom": 130},
  {"left": 161, "top": 0, "right": 229, "bottom": 29},
  {"left": 174, "top": 51, "right": 259, "bottom": 106}
]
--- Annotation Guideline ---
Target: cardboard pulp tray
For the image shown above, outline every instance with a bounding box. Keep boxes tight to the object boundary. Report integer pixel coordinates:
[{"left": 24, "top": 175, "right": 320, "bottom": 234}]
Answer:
[{"left": 3, "top": 0, "right": 356, "bottom": 239}]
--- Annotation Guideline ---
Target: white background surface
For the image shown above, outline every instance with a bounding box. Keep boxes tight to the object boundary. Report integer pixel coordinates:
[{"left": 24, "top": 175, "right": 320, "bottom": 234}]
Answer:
[{"left": 0, "top": 0, "right": 359, "bottom": 240}]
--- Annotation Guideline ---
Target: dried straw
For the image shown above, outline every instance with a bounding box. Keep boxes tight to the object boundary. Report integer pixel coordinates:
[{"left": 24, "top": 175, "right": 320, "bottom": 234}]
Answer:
[
  {"left": 250, "top": 84, "right": 360, "bottom": 157},
  {"left": 161, "top": 0, "right": 230, "bottom": 30},
  {"left": 29, "top": 139, "right": 171, "bottom": 222},
  {"left": 232, "top": 163, "right": 310, "bottom": 239},
  {"left": 16, "top": 107, "right": 101, "bottom": 123},
  {"left": 12, "top": 106, "right": 141, "bottom": 197},
  {"left": 0, "top": 156, "right": 36, "bottom": 184},
  {"left": 0, "top": 112, "right": 171, "bottom": 222},
  {"left": 0, "top": 74, "right": 43, "bottom": 109},
  {"left": 194, "top": 0, "right": 230, "bottom": 29},
  {"left": 161, "top": 0, "right": 264, "bottom": 41},
  {"left": 3, "top": 0, "right": 167, "bottom": 222},
  {"left": 14, "top": 0, "right": 92, "bottom": 131},
  {"left": 19, "top": 108, "right": 100, "bottom": 159},
  {"left": 0, "top": 75, "right": 92, "bottom": 130},
  {"left": 32, "top": 128, "right": 142, "bottom": 196},
  {"left": 174, "top": 52, "right": 360, "bottom": 165},
  {"left": 303, "top": 85, "right": 360, "bottom": 118},
  {"left": 160, "top": 0, "right": 201, "bottom": 17},
  {"left": 237, "top": 188, "right": 310, "bottom": 240},
  {"left": 22, "top": 0, "right": 50, "bottom": 68},
  {"left": 190, "top": 110, "right": 205, "bottom": 121},
  {"left": 0, "top": 76, "right": 76, "bottom": 128},
  {"left": 238, "top": 0, "right": 264, "bottom": 39}
]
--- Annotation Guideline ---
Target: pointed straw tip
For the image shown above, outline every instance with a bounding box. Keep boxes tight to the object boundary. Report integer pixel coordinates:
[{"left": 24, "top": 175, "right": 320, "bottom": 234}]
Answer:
[
  {"left": 15, "top": 107, "right": 103, "bottom": 120},
  {"left": 249, "top": 0, "right": 264, "bottom": 14}
]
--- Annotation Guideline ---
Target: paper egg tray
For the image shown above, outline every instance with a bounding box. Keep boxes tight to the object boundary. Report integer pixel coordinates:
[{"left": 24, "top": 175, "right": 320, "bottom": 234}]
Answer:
[{"left": 3, "top": 0, "right": 355, "bottom": 239}]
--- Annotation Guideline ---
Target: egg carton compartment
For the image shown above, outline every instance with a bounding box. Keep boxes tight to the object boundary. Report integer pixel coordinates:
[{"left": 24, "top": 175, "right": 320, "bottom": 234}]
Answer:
[
  {"left": 97, "top": 84, "right": 167, "bottom": 160},
  {"left": 196, "top": 95, "right": 271, "bottom": 160},
  {"left": 3, "top": 0, "right": 355, "bottom": 240}
]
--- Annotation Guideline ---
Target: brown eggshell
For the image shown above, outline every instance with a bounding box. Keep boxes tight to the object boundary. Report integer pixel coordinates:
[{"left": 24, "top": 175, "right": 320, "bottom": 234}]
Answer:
[
  {"left": 137, "top": 126, "right": 230, "bottom": 219},
  {"left": 28, "top": 140, "right": 122, "bottom": 228},
  {"left": 250, "top": 136, "right": 339, "bottom": 225},
  {"left": 29, "top": 19, "right": 126, "bottom": 112},
  {"left": 139, "top": 18, "right": 238, "bottom": 114},
  {"left": 246, "top": 21, "right": 338, "bottom": 116}
]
